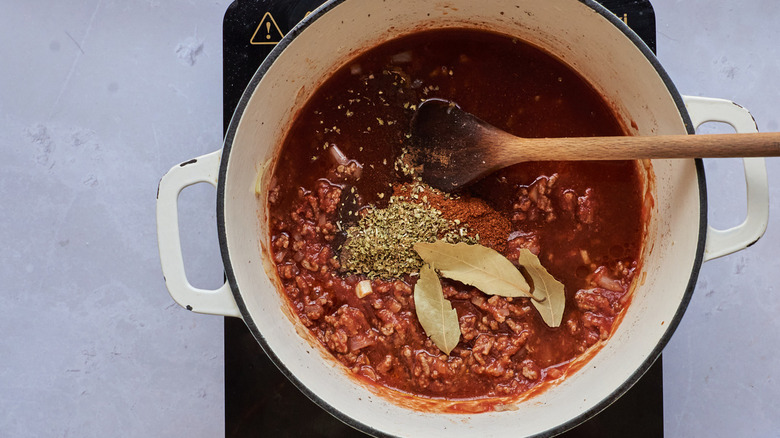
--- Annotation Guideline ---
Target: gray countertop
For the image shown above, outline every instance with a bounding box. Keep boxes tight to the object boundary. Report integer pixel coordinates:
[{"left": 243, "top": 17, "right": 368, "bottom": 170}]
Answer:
[{"left": 1, "top": 1, "right": 778, "bottom": 436}]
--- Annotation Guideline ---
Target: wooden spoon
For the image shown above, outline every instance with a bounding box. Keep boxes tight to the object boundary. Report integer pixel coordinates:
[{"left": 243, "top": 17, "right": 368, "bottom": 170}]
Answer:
[{"left": 410, "top": 98, "right": 780, "bottom": 191}]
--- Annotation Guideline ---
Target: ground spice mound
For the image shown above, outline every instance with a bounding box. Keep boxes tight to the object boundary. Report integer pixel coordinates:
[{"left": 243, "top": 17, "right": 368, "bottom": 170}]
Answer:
[{"left": 393, "top": 183, "right": 511, "bottom": 252}]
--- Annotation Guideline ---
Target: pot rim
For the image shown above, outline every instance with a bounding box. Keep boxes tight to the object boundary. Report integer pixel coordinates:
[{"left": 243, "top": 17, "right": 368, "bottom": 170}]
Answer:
[{"left": 216, "top": 0, "right": 706, "bottom": 436}]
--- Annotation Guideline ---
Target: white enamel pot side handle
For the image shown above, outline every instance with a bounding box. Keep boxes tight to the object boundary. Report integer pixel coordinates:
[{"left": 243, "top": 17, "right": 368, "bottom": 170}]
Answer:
[
  {"left": 682, "top": 95, "right": 769, "bottom": 262},
  {"left": 156, "top": 150, "right": 241, "bottom": 318}
]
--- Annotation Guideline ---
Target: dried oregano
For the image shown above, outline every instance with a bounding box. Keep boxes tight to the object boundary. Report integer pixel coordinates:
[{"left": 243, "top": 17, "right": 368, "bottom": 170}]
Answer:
[{"left": 338, "top": 197, "right": 474, "bottom": 279}]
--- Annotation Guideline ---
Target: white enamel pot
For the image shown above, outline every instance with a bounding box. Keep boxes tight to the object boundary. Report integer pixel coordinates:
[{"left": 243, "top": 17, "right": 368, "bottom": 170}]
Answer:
[{"left": 156, "top": 0, "right": 769, "bottom": 436}]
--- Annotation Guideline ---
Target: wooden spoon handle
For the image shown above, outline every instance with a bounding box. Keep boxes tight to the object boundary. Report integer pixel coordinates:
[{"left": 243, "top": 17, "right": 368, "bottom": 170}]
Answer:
[{"left": 497, "top": 132, "right": 780, "bottom": 165}]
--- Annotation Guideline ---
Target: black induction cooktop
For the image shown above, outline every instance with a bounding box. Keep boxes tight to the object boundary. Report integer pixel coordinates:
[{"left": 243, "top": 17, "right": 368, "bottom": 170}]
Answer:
[{"left": 222, "top": 1, "right": 662, "bottom": 436}]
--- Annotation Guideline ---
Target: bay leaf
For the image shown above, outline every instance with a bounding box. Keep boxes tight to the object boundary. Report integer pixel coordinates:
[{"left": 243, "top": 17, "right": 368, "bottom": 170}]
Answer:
[
  {"left": 517, "top": 249, "right": 566, "bottom": 328},
  {"left": 413, "top": 241, "right": 536, "bottom": 299},
  {"left": 414, "top": 263, "right": 461, "bottom": 355}
]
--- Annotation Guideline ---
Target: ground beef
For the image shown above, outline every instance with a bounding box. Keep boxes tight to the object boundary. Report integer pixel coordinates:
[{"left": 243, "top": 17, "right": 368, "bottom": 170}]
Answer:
[{"left": 268, "top": 181, "right": 639, "bottom": 401}]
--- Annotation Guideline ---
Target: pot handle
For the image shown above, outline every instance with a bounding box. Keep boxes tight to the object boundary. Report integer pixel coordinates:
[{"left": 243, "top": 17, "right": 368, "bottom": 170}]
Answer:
[
  {"left": 682, "top": 95, "right": 769, "bottom": 262},
  {"left": 156, "top": 150, "right": 241, "bottom": 318}
]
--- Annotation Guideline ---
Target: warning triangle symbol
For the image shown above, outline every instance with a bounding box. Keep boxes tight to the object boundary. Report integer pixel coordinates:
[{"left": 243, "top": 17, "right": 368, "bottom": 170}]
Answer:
[{"left": 250, "top": 12, "right": 285, "bottom": 45}]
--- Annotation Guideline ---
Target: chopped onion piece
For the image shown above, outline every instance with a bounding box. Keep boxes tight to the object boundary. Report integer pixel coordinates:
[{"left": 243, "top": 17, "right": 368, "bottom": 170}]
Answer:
[
  {"left": 391, "top": 51, "right": 412, "bottom": 64},
  {"left": 356, "top": 280, "right": 373, "bottom": 298},
  {"left": 329, "top": 144, "right": 350, "bottom": 166}
]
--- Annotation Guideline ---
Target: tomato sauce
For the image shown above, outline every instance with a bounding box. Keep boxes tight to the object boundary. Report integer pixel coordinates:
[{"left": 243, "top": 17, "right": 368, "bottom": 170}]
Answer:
[{"left": 266, "top": 29, "right": 645, "bottom": 409}]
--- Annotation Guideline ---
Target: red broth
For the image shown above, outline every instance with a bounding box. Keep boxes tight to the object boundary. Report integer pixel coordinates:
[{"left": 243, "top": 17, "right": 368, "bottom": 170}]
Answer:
[{"left": 266, "top": 29, "right": 645, "bottom": 408}]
